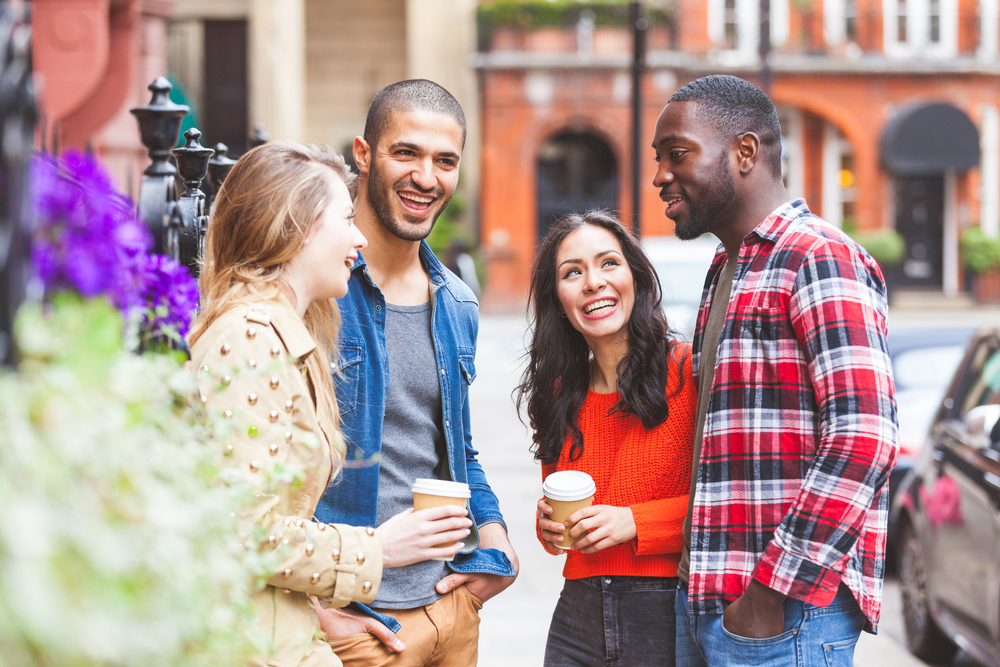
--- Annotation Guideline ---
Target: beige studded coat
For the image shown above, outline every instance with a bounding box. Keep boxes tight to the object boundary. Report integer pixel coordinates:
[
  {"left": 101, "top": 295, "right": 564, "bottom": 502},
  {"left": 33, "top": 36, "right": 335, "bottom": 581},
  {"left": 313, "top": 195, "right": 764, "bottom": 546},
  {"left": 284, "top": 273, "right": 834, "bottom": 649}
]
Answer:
[{"left": 189, "top": 296, "right": 383, "bottom": 667}]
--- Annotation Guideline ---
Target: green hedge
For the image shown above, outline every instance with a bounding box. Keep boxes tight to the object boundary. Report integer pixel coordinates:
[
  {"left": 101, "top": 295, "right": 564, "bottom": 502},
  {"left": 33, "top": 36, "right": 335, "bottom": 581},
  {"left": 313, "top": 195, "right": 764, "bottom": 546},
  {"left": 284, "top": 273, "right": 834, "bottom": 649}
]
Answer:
[
  {"left": 961, "top": 226, "right": 1000, "bottom": 273},
  {"left": 851, "top": 229, "right": 905, "bottom": 266},
  {"left": 477, "top": 0, "right": 673, "bottom": 49}
]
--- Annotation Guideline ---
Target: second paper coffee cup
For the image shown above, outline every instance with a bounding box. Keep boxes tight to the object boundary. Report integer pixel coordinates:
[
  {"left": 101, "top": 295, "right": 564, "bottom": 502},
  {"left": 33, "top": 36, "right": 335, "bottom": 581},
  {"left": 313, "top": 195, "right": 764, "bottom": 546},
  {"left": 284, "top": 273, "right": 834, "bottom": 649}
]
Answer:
[
  {"left": 542, "top": 470, "right": 596, "bottom": 549},
  {"left": 412, "top": 478, "right": 471, "bottom": 561}
]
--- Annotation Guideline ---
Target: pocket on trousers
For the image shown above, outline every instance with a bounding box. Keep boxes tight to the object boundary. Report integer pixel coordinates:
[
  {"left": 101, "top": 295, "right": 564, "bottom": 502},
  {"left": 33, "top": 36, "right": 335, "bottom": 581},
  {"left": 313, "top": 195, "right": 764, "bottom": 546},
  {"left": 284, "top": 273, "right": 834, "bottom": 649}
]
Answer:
[
  {"left": 720, "top": 623, "right": 798, "bottom": 646},
  {"left": 822, "top": 636, "right": 859, "bottom": 667},
  {"left": 463, "top": 585, "right": 485, "bottom": 612}
]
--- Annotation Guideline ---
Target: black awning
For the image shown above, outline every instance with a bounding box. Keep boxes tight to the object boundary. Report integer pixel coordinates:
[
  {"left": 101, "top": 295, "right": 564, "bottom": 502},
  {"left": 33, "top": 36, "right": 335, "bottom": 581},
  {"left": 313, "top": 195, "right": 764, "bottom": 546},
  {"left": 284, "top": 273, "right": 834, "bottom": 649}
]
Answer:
[{"left": 880, "top": 103, "right": 980, "bottom": 176}]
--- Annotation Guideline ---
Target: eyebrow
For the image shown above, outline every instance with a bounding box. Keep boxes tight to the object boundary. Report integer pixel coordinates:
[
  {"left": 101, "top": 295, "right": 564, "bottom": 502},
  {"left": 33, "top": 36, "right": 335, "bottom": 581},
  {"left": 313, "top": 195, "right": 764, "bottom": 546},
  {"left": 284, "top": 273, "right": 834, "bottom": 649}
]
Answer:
[
  {"left": 388, "top": 141, "right": 461, "bottom": 162},
  {"left": 652, "top": 133, "right": 691, "bottom": 148},
  {"left": 557, "top": 249, "right": 622, "bottom": 270}
]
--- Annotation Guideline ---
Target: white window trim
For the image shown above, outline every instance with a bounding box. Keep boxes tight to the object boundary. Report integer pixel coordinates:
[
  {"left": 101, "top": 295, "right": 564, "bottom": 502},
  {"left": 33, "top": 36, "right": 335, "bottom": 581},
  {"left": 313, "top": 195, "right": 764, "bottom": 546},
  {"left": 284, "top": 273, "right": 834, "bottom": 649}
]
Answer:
[
  {"left": 980, "top": 104, "right": 1000, "bottom": 238},
  {"left": 778, "top": 107, "right": 804, "bottom": 201},
  {"left": 979, "top": 0, "right": 999, "bottom": 59},
  {"left": 709, "top": 0, "right": 789, "bottom": 62},
  {"left": 822, "top": 123, "right": 845, "bottom": 228},
  {"left": 883, "top": 0, "right": 958, "bottom": 59},
  {"left": 825, "top": 0, "right": 846, "bottom": 45}
]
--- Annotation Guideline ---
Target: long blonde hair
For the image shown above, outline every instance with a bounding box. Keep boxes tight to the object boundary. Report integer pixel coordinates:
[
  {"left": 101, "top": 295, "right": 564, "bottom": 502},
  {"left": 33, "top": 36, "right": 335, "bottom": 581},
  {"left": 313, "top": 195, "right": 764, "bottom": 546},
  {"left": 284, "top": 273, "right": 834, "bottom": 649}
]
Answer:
[{"left": 189, "top": 142, "right": 356, "bottom": 465}]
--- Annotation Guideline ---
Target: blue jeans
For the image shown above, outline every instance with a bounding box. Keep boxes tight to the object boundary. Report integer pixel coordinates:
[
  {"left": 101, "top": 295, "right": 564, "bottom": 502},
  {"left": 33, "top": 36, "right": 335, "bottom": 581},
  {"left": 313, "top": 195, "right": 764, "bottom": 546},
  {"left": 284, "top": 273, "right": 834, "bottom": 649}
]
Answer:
[
  {"left": 545, "top": 576, "right": 677, "bottom": 667},
  {"left": 675, "top": 584, "right": 864, "bottom": 667}
]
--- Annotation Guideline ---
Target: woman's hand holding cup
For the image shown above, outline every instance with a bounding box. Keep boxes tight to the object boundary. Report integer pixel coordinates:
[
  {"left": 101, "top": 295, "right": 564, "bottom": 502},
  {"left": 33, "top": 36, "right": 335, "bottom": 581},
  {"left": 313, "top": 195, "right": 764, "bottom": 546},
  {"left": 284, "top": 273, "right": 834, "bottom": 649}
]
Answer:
[
  {"left": 379, "top": 506, "right": 472, "bottom": 568},
  {"left": 537, "top": 497, "right": 567, "bottom": 551}
]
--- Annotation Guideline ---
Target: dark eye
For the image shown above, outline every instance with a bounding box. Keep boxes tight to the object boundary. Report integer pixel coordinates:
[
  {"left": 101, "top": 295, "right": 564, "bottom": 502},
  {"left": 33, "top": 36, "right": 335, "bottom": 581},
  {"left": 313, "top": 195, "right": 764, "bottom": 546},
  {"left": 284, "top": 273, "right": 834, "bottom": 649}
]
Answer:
[
  {"left": 670, "top": 149, "right": 686, "bottom": 160},
  {"left": 562, "top": 267, "right": 581, "bottom": 279},
  {"left": 653, "top": 153, "right": 661, "bottom": 163}
]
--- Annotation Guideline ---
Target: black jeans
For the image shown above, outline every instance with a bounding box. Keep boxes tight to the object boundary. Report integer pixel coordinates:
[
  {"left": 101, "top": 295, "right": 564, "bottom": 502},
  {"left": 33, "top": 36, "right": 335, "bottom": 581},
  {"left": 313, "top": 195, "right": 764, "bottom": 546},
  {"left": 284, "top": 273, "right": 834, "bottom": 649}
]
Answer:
[{"left": 544, "top": 575, "right": 678, "bottom": 667}]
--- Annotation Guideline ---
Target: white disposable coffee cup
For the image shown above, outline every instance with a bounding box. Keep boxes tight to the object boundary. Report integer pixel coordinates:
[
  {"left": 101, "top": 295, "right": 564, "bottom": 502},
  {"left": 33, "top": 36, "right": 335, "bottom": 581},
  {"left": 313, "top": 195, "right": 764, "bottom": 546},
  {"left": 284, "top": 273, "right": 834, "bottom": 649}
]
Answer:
[
  {"left": 412, "top": 479, "right": 471, "bottom": 561},
  {"left": 542, "top": 471, "right": 596, "bottom": 549}
]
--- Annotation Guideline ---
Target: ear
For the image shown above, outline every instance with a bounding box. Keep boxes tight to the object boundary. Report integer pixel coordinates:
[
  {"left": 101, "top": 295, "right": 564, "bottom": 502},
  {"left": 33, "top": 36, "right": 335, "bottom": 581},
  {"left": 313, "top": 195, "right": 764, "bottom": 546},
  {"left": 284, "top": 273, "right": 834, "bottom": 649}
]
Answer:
[
  {"left": 353, "top": 136, "right": 372, "bottom": 175},
  {"left": 736, "top": 132, "right": 761, "bottom": 175}
]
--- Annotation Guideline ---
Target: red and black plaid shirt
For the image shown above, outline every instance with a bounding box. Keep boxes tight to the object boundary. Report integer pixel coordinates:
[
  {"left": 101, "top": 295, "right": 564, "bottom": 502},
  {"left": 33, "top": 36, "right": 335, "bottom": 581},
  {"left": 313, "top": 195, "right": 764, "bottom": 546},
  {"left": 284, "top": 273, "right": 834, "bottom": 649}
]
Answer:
[{"left": 689, "top": 200, "right": 898, "bottom": 632}]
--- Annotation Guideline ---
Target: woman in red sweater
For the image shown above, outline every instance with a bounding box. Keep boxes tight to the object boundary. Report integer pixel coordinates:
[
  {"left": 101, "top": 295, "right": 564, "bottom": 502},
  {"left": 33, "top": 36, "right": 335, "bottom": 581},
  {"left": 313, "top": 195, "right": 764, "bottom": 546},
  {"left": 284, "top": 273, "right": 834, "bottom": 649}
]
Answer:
[{"left": 517, "top": 211, "right": 696, "bottom": 667}]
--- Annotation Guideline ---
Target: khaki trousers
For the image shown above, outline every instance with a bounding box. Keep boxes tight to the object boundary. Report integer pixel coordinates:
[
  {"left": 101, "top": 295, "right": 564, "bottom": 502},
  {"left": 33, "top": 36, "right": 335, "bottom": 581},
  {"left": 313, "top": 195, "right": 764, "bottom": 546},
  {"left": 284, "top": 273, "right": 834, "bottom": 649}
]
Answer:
[{"left": 328, "top": 585, "right": 483, "bottom": 667}]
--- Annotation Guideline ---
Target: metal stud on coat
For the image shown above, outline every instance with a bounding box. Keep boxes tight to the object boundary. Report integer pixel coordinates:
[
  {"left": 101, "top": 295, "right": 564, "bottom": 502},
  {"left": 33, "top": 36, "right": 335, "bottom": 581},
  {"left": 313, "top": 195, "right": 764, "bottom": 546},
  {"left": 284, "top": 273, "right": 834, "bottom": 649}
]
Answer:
[
  {"left": 246, "top": 327, "right": 256, "bottom": 339},
  {"left": 221, "top": 343, "right": 231, "bottom": 355},
  {"left": 248, "top": 393, "right": 258, "bottom": 405},
  {"left": 269, "top": 410, "right": 279, "bottom": 422}
]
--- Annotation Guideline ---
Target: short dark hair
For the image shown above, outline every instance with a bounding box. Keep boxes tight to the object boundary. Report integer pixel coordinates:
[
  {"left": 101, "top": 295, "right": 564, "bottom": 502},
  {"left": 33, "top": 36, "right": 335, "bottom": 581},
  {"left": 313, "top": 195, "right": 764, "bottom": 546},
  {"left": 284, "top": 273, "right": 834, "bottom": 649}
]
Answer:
[
  {"left": 363, "top": 79, "right": 467, "bottom": 151},
  {"left": 516, "top": 210, "right": 686, "bottom": 465},
  {"left": 669, "top": 75, "right": 782, "bottom": 177}
]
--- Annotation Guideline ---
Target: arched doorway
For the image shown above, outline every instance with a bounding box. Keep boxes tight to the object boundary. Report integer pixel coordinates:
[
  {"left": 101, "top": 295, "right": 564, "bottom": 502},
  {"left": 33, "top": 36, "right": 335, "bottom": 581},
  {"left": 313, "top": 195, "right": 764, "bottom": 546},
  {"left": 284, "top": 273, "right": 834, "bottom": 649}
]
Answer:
[
  {"left": 880, "top": 103, "right": 980, "bottom": 291},
  {"left": 535, "top": 131, "right": 618, "bottom": 244}
]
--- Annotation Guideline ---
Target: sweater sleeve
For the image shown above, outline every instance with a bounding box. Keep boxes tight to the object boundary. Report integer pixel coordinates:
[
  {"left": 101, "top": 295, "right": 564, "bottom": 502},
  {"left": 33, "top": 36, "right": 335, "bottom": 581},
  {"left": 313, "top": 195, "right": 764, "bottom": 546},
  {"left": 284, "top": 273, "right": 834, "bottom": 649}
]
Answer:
[
  {"left": 631, "top": 495, "right": 690, "bottom": 555},
  {"left": 631, "top": 343, "right": 697, "bottom": 557}
]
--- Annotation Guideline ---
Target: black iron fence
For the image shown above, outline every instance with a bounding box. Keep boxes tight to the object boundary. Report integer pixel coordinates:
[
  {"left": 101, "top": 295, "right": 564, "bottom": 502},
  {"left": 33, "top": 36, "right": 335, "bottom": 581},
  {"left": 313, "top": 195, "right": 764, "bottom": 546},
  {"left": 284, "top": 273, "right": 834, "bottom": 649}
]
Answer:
[
  {"left": 0, "top": 2, "right": 35, "bottom": 367},
  {"left": 130, "top": 75, "right": 245, "bottom": 278}
]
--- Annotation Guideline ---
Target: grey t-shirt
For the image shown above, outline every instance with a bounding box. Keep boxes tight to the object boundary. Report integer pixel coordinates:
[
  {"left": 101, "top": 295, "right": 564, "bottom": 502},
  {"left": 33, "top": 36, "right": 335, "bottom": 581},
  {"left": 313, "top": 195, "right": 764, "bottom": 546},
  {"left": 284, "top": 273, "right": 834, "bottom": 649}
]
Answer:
[
  {"left": 679, "top": 251, "right": 738, "bottom": 585},
  {"left": 373, "top": 301, "right": 451, "bottom": 609}
]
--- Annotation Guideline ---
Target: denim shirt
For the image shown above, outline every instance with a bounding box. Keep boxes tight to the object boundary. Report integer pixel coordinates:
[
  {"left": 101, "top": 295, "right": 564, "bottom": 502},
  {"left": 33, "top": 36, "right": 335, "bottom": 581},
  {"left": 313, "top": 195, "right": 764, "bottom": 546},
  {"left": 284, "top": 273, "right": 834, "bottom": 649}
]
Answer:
[{"left": 314, "top": 241, "right": 513, "bottom": 630}]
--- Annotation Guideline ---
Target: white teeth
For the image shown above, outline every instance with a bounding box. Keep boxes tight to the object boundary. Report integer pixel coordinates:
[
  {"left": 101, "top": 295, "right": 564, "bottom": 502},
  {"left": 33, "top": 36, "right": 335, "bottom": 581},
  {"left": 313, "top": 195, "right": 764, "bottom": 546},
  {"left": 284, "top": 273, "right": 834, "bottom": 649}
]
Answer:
[
  {"left": 585, "top": 299, "right": 616, "bottom": 314},
  {"left": 399, "top": 193, "right": 433, "bottom": 204}
]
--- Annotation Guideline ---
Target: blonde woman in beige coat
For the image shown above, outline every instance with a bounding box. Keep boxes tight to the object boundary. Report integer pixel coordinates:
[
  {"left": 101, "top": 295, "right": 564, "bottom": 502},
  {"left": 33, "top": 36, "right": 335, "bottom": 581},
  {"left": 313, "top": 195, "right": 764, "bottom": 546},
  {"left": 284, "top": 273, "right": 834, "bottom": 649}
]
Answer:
[{"left": 188, "top": 143, "right": 472, "bottom": 667}]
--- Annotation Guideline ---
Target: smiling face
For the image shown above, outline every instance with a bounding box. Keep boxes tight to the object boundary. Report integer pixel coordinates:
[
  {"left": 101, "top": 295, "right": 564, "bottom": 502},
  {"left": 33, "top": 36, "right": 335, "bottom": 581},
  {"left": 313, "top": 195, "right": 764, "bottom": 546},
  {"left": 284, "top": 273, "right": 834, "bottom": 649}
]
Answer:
[
  {"left": 363, "top": 109, "right": 464, "bottom": 241},
  {"left": 297, "top": 174, "right": 367, "bottom": 300},
  {"left": 555, "top": 225, "right": 635, "bottom": 349},
  {"left": 651, "top": 101, "right": 737, "bottom": 240}
]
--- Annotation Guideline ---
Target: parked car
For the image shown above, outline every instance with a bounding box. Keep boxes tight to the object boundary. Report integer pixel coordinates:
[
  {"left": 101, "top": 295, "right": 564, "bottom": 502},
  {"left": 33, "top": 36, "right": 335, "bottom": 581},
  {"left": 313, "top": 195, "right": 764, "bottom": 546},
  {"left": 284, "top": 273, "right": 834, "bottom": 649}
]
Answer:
[
  {"left": 886, "top": 327, "right": 976, "bottom": 557},
  {"left": 642, "top": 235, "right": 720, "bottom": 340},
  {"left": 893, "top": 327, "right": 1000, "bottom": 666}
]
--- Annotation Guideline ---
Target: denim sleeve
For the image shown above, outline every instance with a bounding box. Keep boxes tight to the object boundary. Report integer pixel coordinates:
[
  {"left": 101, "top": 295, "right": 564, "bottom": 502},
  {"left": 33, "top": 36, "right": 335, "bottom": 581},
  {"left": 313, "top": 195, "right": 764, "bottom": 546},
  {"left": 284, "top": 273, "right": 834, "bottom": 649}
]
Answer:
[{"left": 463, "top": 317, "right": 507, "bottom": 531}]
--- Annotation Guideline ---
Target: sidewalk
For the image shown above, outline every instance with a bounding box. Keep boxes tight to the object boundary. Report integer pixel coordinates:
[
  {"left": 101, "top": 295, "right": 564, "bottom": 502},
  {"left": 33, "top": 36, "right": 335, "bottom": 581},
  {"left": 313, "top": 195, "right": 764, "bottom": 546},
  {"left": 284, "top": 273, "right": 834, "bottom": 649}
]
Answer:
[{"left": 470, "top": 313, "right": 933, "bottom": 666}]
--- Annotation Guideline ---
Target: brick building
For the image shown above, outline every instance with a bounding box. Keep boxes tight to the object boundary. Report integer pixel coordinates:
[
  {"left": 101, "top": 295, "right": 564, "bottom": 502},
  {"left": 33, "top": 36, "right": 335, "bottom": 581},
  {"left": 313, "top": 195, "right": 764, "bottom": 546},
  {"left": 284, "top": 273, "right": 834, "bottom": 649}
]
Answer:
[{"left": 476, "top": 0, "right": 1000, "bottom": 310}]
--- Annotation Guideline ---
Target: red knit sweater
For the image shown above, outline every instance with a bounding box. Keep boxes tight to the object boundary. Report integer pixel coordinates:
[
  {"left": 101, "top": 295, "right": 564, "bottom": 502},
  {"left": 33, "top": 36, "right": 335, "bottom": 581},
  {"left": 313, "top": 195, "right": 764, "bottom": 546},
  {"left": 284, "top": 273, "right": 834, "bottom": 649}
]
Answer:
[{"left": 537, "top": 343, "right": 696, "bottom": 580}]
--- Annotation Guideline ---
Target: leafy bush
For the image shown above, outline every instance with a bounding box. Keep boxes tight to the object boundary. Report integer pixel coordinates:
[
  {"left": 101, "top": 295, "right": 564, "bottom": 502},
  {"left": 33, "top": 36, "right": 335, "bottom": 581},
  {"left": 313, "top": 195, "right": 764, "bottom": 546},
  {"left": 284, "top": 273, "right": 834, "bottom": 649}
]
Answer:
[
  {"left": 961, "top": 226, "right": 1000, "bottom": 273},
  {"left": 851, "top": 229, "right": 905, "bottom": 266},
  {"left": 0, "top": 296, "right": 269, "bottom": 667}
]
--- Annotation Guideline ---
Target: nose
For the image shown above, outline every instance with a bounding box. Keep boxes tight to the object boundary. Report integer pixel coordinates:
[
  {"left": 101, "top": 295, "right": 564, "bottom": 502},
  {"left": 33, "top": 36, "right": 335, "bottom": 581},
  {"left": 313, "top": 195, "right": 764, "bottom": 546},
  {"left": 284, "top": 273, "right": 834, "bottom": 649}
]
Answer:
[
  {"left": 583, "top": 268, "right": 606, "bottom": 293},
  {"left": 411, "top": 158, "right": 436, "bottom": 191},
  {"left": 652, "top": 161, "right": 673, "bottom": 188},
  {"left": 354, "top": 225, "right": 368, "bottom": 251}
]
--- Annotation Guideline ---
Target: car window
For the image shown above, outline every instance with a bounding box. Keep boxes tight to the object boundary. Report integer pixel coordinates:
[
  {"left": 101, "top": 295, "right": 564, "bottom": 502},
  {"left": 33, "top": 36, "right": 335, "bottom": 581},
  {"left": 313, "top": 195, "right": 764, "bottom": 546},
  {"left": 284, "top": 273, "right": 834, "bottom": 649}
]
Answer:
[
  {"left": 957, "top": 345, "right": 1000, "bottom": 446},
  {"left": 893, "top": 345, "right": 966, "bottom": 392}
]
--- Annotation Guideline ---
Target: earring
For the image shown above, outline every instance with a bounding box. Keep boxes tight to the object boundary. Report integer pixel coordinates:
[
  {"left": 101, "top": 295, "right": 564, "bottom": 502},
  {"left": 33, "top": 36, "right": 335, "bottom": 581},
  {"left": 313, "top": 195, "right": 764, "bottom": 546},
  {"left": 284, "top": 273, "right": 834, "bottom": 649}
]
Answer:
[
  {"left": 559, "top": 311, "right": 567, "bottom": 318},
  {"left": 304, "top": 238, "right": 311, "bottom": 245}
]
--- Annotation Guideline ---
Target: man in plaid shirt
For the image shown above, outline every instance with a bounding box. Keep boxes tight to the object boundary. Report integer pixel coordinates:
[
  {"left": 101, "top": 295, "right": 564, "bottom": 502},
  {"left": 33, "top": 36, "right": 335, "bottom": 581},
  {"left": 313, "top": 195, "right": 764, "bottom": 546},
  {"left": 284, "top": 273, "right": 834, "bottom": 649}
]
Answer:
[{"left": 652, "top": 75, "right": 898, "bottom": 666}]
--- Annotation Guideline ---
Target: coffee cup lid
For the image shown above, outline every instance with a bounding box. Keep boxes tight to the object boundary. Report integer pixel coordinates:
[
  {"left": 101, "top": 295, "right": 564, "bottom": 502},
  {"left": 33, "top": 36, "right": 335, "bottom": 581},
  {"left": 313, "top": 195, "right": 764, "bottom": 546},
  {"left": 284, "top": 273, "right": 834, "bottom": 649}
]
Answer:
[
  {"left": 412, "top": 478, "right": 471, "bottom": 499},
  {"left": 542, "top": 470, "right": 596, "bottom": 501}
]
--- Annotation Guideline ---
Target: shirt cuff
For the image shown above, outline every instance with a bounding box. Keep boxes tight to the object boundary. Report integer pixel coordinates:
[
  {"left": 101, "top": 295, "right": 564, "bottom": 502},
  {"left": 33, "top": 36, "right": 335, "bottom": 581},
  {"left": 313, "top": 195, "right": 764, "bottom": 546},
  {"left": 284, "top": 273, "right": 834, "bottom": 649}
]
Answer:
[{"left": 753, "top": 539, "right": 842, "bottom": 607}]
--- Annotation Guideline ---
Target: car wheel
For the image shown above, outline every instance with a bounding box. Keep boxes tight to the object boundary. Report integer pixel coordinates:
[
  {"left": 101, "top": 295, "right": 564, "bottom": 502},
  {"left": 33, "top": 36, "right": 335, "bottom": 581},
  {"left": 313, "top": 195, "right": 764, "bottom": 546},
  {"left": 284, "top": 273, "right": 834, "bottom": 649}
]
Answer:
[{"left": 899, "top": 521, "right": 958, "bottom": 664}]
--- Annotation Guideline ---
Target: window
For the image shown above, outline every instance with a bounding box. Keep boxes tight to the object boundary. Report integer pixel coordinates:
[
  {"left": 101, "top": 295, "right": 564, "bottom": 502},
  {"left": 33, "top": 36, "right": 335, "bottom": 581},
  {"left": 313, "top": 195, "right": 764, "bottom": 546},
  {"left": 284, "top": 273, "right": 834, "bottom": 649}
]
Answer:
[
  {"left": 723, "top": 0, "right": 738, "bottom": 49},
  {"left": 884, "top": 0, "right": 957, "bottom": 58},
  {"left": 845, "top": 0, "right": 858, "bottom": 41},
  {"left": 929, "top": 0, "right": 941, "bottom": 43}
]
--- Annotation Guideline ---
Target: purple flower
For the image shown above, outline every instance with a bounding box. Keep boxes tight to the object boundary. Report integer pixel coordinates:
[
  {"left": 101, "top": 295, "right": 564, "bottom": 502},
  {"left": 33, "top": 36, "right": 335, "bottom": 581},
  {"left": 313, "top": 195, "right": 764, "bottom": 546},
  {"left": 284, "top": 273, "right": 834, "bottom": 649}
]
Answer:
[
  {"left": 30, "top": 150, "right": 152, "bottom": 304},
  {"left": 30, "top": 151, "right": 201, "bottom": 345},
  {"left": 133, "top": 253, "right": 200, "bottom": 341}
]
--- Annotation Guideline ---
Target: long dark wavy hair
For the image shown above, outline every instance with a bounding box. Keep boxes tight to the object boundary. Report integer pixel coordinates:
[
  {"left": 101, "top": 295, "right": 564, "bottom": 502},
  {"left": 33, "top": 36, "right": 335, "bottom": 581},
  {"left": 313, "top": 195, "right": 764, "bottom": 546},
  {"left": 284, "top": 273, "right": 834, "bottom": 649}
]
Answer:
[{"left": 516, "top": 210, "right": 683, "bottom": 464}]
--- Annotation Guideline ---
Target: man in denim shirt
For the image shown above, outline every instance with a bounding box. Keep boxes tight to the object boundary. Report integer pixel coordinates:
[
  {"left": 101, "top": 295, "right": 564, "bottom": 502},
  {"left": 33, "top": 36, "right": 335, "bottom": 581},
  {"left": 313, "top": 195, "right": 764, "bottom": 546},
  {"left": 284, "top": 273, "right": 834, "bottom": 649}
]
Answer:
[{"left": 313, "top": 80, "right": 519, "bottom": 666}]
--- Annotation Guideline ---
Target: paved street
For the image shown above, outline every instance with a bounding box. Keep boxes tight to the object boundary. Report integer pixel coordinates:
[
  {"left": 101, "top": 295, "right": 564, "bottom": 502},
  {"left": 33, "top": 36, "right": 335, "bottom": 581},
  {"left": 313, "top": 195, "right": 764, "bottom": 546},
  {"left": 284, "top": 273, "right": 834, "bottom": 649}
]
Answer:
[{"left": 468, "top": 309, "right": 1000, "bottom": 667}]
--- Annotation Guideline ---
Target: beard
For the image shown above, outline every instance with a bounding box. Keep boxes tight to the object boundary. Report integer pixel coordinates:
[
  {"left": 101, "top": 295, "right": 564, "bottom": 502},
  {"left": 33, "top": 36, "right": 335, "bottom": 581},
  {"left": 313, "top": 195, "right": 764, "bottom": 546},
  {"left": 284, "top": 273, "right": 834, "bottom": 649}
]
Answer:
[
  {"left": 366, "top": 158, "right": 452, "bottom": 242},
  {"left": 673, "top": 154, "right": 736, "bottom": 241}
]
